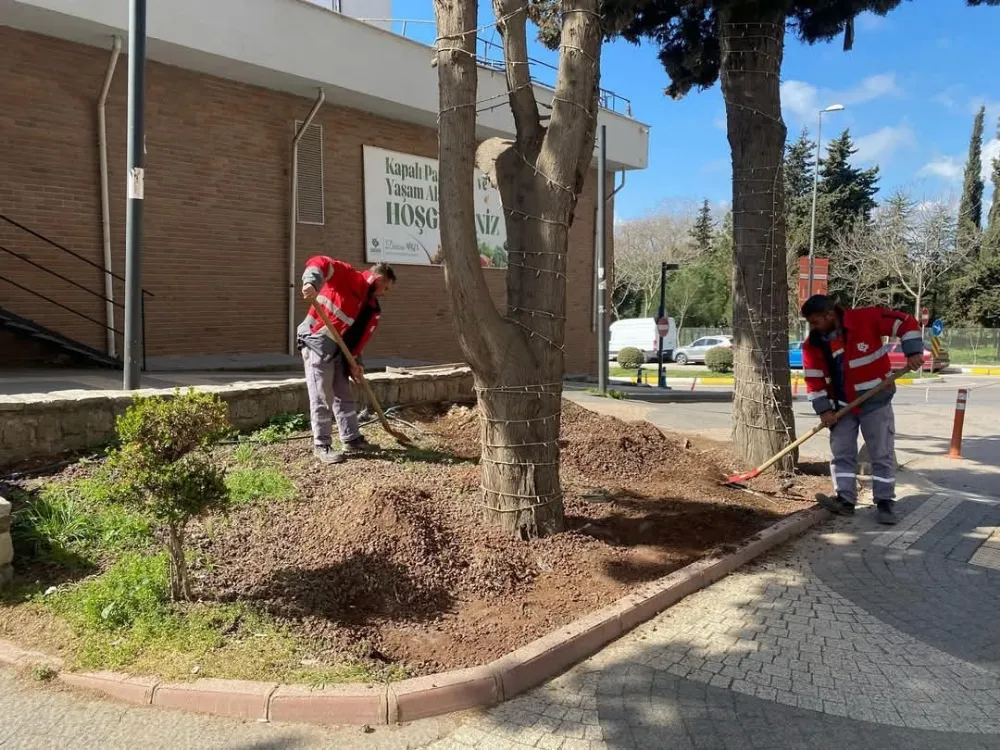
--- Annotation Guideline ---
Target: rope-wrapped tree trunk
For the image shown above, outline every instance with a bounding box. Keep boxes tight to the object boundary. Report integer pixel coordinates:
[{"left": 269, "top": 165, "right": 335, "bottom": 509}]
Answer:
[
  {"left": 434, "top": 0, "right": 602, "bottom": 537},
  {"left": 719, "top": 9, "right": 797, "bottom": 469}
]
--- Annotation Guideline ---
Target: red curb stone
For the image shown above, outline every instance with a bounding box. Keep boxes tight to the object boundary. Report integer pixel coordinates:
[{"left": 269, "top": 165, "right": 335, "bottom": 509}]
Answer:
[
  {"left": 388, "top": 666, "right": 500, "bottom": 724},
  {"left": 152, "top": 678, "right": 277, "bottom": 720},
  {"left": 59, "top": 671, "right": 158, "bottom": 705},
  {"left": 614, "top": 566, "right": 708, "bottom": 633},
  {"left": 490, "top": 608, "right": 623, "bottom": 701},
  {"left": 268, "top": 683, "right": 388, "bottom": 726}
]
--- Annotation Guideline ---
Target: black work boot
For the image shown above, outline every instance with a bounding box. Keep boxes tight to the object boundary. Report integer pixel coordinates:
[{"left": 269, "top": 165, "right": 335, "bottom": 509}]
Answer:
[
  {"left": 876, "top": 500, "right": 899, "bottom": 525},
  {"left": 314, "top": 445, "right": 345, "bottom": 465},
  {"left": 342, "top": 436, "right": 373, "bottom": 457},
  {"left": 817, "top": 493, "right": 856, "bottom": 516}
]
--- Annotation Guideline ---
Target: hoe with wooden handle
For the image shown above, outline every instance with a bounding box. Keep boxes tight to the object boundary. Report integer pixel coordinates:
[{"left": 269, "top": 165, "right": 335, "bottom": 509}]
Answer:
[
  {"left": 309, "top": 302, "right": 412, "bottom": 447},
  {"left": 723, "top": 368, "right": 906, "bottom": 489}
]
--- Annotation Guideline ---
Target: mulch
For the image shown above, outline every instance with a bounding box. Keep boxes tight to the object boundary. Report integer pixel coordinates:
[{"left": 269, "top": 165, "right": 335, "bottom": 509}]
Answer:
[{"left": 184, "top": 400, "right": 829, "bottom": 675}]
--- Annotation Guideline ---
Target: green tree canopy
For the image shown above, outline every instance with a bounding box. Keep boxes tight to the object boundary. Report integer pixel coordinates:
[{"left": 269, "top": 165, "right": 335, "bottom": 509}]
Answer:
[{"left": 957, "top": 106, "right": 986, "bottom": 256}]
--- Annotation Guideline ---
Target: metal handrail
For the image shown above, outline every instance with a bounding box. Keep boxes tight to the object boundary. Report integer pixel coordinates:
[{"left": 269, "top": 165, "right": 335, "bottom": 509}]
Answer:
[
  {"left": 0, "top": 212, "right": 154, "bottom": 298},
  {"left": 0, "top": 244, "right": 125, "bottom": 309},
  {"left": 0, "top": 274, "right": 122, "bottom": 335},
  {"left": 354, "top": 17, "right": 633, "bottom": 117}
]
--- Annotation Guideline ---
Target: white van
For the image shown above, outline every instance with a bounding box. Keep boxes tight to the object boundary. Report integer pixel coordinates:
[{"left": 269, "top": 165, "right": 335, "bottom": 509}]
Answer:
[{"left": 609, "top": 317, "right": 678, "bottom": 363}]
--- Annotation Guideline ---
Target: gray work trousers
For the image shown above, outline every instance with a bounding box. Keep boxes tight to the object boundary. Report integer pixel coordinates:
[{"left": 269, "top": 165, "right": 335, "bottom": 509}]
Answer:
[
  {"left": 301, "top": 347, "right": 360, "bottom": 447},
  {"left": 829, "top": 403, "right": 896, "bottom": 505}
]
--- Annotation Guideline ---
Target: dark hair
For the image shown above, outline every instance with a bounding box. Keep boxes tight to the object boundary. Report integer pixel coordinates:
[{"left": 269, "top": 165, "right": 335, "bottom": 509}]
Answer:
[
  {"left": 800, "top": 294, "right": 834, "bottom": 318},
  {"left": 371, "top": 262, "right": 396, "bottom": 283}
]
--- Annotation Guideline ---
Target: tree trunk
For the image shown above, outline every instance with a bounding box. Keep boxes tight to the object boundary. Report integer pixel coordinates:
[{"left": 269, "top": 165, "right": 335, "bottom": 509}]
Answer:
[
  {"left": 435, "top": 0, "right": 601, "bottom": 537},
  {"left": 719, "top": 9, "right": 796, "bottom": 469},
  {"left": 167, "top": 521, "right": 191, "bottom": 601}
]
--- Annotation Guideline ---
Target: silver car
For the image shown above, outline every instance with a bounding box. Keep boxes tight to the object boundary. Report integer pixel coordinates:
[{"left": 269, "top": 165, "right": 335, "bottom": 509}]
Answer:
[{"left": 672, "top": 335, "right": 733, "bottom": 365}]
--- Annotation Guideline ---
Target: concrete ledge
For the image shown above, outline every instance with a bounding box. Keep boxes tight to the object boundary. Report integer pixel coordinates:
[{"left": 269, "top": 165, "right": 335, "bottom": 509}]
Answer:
[
  {"left": 0, "top": 367, "right": 473, "bottom": 468},
  {"left": 0, "top": 503, "right": 830, "bottom": 727}
]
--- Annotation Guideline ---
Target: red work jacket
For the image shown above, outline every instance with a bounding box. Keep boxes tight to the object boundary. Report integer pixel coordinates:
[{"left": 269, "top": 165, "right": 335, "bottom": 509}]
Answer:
[{"left": 303, "top": 256, "right": 381, "bottom": 356}]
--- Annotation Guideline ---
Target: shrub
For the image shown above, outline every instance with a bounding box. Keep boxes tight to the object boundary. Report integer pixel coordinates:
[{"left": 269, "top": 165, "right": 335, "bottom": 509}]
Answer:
[
  {"left": 617, "top": 346, "right": 644, "bottom": 370},
  {"left": 104, "top": 389, "right": 231, "bottom": 600},
  {"left": 705, "top": 346, "right": 734, "bottom": 373}
]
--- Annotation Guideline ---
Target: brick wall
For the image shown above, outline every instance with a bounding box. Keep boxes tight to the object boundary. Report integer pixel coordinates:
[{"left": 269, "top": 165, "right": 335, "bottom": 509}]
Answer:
[{"left": 0, "top": 27, "right": 612, "bottom": 374}]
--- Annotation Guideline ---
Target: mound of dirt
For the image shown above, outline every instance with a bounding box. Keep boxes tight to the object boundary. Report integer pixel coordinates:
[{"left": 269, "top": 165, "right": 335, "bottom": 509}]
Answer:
[{"left": 186, "top": 399, "right": 828, "bottom": 673}]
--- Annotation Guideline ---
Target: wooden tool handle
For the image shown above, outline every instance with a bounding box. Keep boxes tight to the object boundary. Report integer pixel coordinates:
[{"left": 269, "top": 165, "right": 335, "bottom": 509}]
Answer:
[{"left": 753, "top": 369, "right": 904, "bottom": 477}]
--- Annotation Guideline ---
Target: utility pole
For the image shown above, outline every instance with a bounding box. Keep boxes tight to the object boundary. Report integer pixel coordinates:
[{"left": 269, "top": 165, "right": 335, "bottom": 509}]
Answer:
[
  {"left": 123, "top": 0, "right": 147, "bottom": 390},
  {"left": 656, "top": 262, "right": 679, "bottom": 389},
  {"left": 807, "top": 104, "right": 844, "bottom": 296},
  {"left": 596, "top": 124, "right": 608, "bottom": 395}
]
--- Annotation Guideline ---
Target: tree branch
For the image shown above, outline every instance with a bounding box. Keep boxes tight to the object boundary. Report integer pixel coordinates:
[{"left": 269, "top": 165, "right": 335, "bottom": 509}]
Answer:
[
  {"left": 434, "top": 0, "right": 509, "bottom": 376},
  {"left": 537, "top": 0, "right": 602, "bottom": 194},
  {"left": 494, "top": 0, "right": 543, "bottom": 151}
]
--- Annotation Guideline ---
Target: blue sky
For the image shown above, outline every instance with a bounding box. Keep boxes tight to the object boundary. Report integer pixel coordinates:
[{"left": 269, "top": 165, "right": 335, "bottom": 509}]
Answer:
[{"left": 391, "top": 1, "right": 999, "bottom": 220}]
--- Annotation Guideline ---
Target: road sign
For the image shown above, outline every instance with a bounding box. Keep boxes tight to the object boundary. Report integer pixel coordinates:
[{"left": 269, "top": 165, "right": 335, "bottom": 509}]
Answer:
[
  {"left": 921, "top": 307, "right": 930, "bottom": 326},
  {"left": 931, "top": 318, "right": 944, "bottom": 337},
  {"left": 656, "top": 317, "right": 670, "bottom": 339},
  {"left": 931, "top": 336, "right": 942, "bottom": 359}
]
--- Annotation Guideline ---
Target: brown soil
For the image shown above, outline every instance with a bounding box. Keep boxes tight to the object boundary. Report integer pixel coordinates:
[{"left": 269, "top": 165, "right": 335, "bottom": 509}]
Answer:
[{"left": 184, "top": 401, "right": 828, "bottom": 675}]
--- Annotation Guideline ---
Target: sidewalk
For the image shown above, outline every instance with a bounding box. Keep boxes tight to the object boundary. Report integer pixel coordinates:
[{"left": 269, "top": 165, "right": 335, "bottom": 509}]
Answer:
[{"left": 425, "top": 474, "right": 1000, "bottom": 748}]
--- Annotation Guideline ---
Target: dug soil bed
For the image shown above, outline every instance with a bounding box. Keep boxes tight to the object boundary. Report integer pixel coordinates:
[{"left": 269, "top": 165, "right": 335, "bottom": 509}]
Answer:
[{"left": 189, "top": 401, "right": 828, "bottom": 676}]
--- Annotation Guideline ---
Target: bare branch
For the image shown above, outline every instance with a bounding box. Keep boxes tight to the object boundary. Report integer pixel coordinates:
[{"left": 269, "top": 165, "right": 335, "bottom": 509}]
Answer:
[{"left": 493, "top": 0, "right": 543, "bottom": 151}]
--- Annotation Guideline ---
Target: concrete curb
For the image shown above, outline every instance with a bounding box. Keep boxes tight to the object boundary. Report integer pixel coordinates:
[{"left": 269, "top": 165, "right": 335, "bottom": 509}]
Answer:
[{"left": 0, "top": 505, "right": 830, "bottom": 727}]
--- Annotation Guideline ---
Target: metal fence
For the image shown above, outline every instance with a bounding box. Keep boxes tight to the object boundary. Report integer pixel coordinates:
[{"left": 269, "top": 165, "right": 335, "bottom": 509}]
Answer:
[{"left": 672, "top": 327, "right": 1000, "bottom": 364}]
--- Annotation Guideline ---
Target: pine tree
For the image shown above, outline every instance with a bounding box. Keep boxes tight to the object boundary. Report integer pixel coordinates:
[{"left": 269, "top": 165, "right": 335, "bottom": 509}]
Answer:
[
  {"left": 817, "top": 130, "right": 879, "bottom": 249},
  {"left": 957, "top": 106, "right": 986, "bottom": 256},
  {"left": 689, "top": 199, "right": 715, "bottom": 254},
  {"left": 784, "top": 129, "right": 817, "bottom": 260},
  {"left": 984, "top": 119, "right": 1000, "bottom": 260}
]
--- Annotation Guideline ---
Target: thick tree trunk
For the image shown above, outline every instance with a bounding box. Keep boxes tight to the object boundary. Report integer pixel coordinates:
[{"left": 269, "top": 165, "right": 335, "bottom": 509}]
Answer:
[
  {"left": 435, "top": 0, "right": 600, "bottom": 537},
  {"left": 719, "top": 9, "right": 796, "bottom": 469}
]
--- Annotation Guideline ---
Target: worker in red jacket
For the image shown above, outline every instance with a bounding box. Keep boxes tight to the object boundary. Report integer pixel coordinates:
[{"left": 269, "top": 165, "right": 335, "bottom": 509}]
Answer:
[
  {"left": 299, "top": 257, "right": 396, "bottom": 464},
  {"left": 800, "top": 295, "right": 924, "bottom": 525}
]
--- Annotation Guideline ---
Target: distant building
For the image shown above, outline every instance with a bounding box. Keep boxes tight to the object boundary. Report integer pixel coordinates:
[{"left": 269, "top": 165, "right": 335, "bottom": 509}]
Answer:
[{"left": 0, "top": 0, "right": 648, "bottom": 374}]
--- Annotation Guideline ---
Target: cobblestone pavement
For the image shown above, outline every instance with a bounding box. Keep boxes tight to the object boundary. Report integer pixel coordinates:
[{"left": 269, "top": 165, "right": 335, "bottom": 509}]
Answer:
[
  {"left": 0, "top": 669, "right": 458, "bottom": 749},
  {"left": 425, "top": 477, "right": 1000, "bottom": 749},
  {"left": 3, "top": 478, "right": 999, "bottom": 749}
]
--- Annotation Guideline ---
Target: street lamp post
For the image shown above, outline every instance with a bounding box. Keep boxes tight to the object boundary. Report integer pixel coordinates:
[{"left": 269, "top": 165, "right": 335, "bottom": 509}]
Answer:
[{"left": 807, "top": 104, "right": 845, "bottom": 296}]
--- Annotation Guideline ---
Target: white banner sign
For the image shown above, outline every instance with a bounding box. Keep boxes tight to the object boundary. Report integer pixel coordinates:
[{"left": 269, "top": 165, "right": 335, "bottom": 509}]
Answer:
[{"left": 363, "top": 145, "right": 508, "bottom": 268}]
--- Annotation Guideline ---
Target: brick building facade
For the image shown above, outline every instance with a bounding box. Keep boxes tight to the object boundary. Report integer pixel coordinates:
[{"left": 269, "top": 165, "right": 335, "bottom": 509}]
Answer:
[{"left": 1, "top": 5, "right": 645, "bottom": 375}]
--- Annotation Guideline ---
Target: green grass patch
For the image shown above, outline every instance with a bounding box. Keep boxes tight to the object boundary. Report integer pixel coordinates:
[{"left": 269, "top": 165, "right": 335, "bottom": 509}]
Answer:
[
  {"left": 10, "top": 478, "right": 153, "bottom": 567},
  {"left": 609, "top": 366, "right": 731, "bottom": 380},
  {"left": 224, "top": 467, "right": 296, "bottom": 505},
  {"left": 42, "top": 552, "right": 405, "bottom": 684},
  {"left": 246, "top": 412, "right": 309, "bottom": 445}
]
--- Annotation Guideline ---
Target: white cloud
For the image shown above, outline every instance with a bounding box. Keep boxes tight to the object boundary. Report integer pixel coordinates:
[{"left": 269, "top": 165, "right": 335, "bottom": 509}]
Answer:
[
  {"left": 855, "top": 12, "right": 889, "bottom": 32},
  {"left": 919, "top": 156, "right": 963, "bottom": 182},
  {"left": 781, "top": 73, "right": 902, "bottom": 123},
  {"left": 853, "top": 122, "right": 916, "bottom": 164}
]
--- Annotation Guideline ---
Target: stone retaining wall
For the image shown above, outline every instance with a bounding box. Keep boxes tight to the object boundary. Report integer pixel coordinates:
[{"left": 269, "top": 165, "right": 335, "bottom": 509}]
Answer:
[
  {"left": 0, "top": 367, "right": 473, "bottom": 469},
  {"left": 0, "top": 498, "right": 11, "bottom": 589}
]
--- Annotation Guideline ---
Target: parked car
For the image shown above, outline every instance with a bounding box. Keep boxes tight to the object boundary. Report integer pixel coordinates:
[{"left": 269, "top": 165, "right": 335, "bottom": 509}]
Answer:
[
  {"left": 672, "top": 335, "right": 733, "bottom": 365},
  {"left": 788, "top": 341, "right": 803, "bottom": 369},
  {"left": 609, "top": 317, "right": 678, "bottom": 363},
  {"left": 887, "top": 339, "right": 950, "bottom": 372}
]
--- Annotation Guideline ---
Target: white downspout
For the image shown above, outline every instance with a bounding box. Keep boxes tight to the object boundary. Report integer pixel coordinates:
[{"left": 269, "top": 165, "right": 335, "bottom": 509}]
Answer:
[
  {"left": 98, "top": 35, "right": 122, "bottom": 357},
  {"left": 287, "top": 87, "right": 325, "bottom": 355}
]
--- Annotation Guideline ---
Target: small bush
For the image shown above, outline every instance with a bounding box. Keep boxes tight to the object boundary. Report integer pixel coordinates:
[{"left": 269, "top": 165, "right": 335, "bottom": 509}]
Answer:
[
  {"left": 617, "top": 347, "right": 644, "bottom": 370},
  {"left": 705, "top": 346, "right": 734, "bottom": 373},
  {"left": 226, "top": 467, "right": 296, "bottom": 505},
  {"left": 104, "top": 389, "right": 231, "bottom": 600}
]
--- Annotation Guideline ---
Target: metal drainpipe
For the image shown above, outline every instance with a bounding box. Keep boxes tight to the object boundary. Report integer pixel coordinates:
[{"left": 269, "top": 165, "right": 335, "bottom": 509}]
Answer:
[
  {"left": 593, "top": 169, "right": 626, "bottom": 332},
  {"left": 287, "top": 88, "right": 325, "bottom": 356},
  {"left": 98, "top": 35, "right": 122, "bottom": 358}
]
